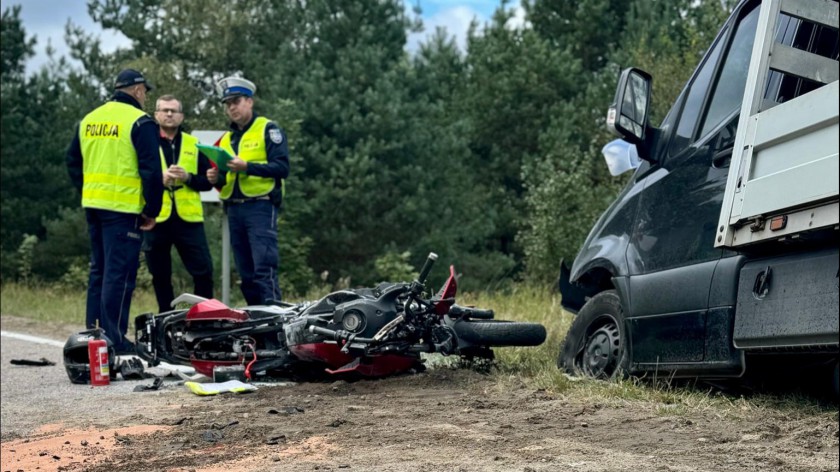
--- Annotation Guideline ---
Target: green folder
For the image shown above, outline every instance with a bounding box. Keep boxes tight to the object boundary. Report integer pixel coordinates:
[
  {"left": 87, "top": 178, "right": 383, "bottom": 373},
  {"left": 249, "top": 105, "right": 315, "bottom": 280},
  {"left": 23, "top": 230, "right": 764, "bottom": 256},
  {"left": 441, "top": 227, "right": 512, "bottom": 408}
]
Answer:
[{"left": 196, "top": 143, "right": 235, "bottom": 172}]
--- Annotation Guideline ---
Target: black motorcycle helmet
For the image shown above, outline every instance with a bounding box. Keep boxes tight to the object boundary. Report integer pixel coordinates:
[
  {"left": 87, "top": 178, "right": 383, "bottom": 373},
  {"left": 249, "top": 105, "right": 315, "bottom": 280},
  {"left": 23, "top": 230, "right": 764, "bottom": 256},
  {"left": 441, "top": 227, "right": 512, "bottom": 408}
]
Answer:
[{"left": 63, "top": 329, "right": 116, "bottom": 384}]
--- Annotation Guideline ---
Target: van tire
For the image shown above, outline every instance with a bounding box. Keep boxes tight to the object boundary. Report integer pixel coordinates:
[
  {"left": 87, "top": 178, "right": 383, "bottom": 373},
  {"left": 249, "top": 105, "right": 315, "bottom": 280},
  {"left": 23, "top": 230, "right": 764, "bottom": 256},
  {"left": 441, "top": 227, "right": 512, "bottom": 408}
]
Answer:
[{"left": 558, "top": 290, "right": 629, "bottom": 379}]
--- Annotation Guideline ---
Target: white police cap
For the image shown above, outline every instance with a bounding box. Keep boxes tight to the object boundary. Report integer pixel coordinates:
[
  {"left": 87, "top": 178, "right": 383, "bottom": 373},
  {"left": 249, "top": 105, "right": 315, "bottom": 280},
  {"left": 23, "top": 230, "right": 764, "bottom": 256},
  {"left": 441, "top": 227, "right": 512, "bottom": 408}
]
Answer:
[{"left": 217, "top": 77, "right": 256, "bottom": 102}]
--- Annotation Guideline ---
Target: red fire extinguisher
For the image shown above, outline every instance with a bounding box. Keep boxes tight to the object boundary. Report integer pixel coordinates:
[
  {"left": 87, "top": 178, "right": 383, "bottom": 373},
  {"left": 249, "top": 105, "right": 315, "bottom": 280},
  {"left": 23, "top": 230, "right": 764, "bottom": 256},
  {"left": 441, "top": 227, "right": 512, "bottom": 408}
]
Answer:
[{"left": 88, "top": 328, "right": 110, "bottom": 386}]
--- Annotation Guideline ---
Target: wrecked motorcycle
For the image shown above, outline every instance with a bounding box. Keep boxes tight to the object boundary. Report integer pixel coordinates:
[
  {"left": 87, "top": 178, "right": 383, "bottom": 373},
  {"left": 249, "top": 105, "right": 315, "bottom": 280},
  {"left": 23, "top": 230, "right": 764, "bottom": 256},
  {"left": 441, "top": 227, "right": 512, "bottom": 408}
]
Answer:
[{"left": 134, "top": 253, "right": 546, "bottom": 379}]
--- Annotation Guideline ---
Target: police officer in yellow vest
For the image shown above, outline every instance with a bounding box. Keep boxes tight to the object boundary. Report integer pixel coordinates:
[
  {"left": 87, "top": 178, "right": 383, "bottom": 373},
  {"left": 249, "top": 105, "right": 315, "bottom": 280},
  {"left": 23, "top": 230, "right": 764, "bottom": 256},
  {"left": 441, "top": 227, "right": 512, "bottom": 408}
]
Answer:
[
  {"left": 143, "top": 94, "right": 219, "bottom": 313},
  {"left": 215, "top": 77, "right": 289, "bottom": 305},
  {"left": 66, "top": 69, "right": 163, "bottom": 355}
]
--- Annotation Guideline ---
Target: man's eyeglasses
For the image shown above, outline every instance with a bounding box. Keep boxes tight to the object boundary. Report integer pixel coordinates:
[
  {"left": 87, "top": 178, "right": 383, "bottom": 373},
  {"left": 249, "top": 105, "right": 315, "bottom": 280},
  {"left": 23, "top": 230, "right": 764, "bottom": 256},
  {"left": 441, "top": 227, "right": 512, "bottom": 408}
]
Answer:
[{"left": 156, "top": 109, "right": 183, "bottom": 115}]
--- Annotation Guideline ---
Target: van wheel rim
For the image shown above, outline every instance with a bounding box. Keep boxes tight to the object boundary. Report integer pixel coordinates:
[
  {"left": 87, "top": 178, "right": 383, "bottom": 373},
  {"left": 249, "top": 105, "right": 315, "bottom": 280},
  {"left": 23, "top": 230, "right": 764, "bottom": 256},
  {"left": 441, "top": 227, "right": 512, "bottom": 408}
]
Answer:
[{"left": 582, "top": 322, "right": 620, "bottom": 379}]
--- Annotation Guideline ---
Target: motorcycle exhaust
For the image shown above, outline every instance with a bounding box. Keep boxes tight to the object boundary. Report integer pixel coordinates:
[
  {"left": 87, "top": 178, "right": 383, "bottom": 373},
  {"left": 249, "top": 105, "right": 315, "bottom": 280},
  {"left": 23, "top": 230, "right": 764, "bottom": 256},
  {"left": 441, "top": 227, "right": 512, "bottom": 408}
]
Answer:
[{"left": 213, "top": 365, "right": 246, "bottom": 382}]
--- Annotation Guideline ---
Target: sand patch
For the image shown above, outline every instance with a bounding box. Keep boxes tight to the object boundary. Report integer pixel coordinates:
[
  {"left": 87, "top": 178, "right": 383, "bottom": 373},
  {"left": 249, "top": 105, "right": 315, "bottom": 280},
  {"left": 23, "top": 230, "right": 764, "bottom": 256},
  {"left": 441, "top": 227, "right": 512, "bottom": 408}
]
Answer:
[{"left": 1, "top": 424, "right": 170, "bottom": 472}]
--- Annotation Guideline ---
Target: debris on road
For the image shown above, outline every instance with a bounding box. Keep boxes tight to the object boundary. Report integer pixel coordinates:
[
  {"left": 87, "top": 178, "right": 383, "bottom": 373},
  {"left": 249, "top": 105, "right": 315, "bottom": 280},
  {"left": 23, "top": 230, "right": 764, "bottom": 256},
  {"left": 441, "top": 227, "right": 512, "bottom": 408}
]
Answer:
[
  {"left": 9, "top": 357, "right": 55, "bottom": 366},
  {"left": 184, "top": 379, "right": 258, "bottom": 396},
  {"left": 132, "top": 377, "right": 164, "bottom": 392}
]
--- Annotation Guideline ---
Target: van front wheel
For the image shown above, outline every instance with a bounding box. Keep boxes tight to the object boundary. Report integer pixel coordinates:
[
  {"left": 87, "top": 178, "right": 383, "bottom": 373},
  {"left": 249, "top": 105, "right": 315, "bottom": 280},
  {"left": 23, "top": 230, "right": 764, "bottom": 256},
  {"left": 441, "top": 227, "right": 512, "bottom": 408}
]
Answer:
[{"left": 558, "top": 290, "right": 629, "bottom": 380}]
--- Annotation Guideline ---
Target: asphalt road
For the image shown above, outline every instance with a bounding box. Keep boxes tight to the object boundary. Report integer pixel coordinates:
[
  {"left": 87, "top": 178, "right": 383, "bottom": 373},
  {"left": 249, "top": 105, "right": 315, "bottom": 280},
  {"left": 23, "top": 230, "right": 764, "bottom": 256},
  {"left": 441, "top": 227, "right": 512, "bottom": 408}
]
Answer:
[{"left": 0, "top": 331, "right": 190, "bottom": 439}]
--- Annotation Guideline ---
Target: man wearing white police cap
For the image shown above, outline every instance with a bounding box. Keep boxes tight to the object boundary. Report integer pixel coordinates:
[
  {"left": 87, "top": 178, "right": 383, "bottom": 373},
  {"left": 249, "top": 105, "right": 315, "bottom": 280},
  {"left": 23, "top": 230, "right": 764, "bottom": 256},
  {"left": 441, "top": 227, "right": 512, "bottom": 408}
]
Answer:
[
  {"left": 215, "top": 76, "right": 289, "bottom": 305},
  {"left": 219, "top": 77, "right": 255, "bottom": 101}
]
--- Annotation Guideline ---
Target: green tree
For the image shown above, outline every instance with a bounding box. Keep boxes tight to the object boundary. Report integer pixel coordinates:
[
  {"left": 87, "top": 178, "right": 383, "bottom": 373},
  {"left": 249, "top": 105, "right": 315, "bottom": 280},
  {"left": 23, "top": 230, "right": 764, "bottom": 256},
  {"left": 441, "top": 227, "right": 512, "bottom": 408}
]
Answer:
[
  {"left": 616, "top": 0, "right": 734, "bottom": 124},
  {"left": 519, "top": 72, "right": 622, "bottom": 281},
  {"left": 518, "top": 0, "right": 734, "bottom": 282},
  {"left": 2, "top": 0, "right": 741, "bottom": 290},
  {"left": 281, "top": 1, "right": 448, "bottom": 284},
  {"left": 405, "top": 27, "right": 517, "bottom": 289},
  {"left": 525, "top": 0, "right": 631, "bottom": 72},
  {"left": 453, "top": 4, "right": 586, "bottom": 279},
  {"left": 1, "top": 6, "right": 93, "bottom": 281},
  {"left": 0, "top": 6, "right": 35, "bottom": 279}
]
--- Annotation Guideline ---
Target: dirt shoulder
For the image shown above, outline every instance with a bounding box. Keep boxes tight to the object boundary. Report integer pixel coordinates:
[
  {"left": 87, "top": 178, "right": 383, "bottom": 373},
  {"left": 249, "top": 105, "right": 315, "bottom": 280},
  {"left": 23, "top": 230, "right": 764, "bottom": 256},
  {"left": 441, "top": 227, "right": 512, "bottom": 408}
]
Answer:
[{"left": 1, "top": 315, "right": 838, "bottom": 472}]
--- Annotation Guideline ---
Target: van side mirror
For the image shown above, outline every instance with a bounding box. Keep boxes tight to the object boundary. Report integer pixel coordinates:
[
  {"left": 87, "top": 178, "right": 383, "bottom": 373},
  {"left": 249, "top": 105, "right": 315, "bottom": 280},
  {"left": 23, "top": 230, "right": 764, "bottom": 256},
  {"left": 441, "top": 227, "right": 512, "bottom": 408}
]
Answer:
[{"left": 607, "top": 68, "right": 652, "bottom": 145}]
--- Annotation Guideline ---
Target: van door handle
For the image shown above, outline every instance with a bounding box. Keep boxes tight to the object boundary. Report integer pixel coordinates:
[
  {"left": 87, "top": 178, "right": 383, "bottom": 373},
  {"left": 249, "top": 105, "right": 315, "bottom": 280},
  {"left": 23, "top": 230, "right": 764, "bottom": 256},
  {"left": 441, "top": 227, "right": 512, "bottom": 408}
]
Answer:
[{"left": 712, "top": 147, "right": 733, "bottom": 168}]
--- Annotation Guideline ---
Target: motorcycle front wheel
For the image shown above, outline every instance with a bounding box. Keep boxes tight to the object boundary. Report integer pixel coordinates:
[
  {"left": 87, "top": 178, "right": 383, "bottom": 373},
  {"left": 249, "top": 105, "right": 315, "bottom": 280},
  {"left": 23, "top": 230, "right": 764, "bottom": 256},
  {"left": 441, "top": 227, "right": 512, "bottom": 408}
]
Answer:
[{"left": 452, "top": 320, "right": 546, "bottom": 347}]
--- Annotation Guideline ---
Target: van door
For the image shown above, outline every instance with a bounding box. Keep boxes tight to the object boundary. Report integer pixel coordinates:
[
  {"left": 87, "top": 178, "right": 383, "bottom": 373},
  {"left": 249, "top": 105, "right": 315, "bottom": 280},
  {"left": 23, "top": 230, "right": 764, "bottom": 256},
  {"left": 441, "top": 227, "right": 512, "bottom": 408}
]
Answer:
[{"left": 626, "top": 4, "right": 760, "bottom": 368}]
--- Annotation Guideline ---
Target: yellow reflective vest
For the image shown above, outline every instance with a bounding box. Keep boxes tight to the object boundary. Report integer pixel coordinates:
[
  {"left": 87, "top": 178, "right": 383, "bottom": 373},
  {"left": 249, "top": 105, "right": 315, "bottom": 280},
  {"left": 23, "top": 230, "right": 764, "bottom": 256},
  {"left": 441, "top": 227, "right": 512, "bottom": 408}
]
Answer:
[
  {"left": 218, "top": 117, "right": 276, "bottom": 199},
  {"left": 157, "top": 132, "right": 204, "bottom": 223},
  {"left": 79, "top": 101, "right": 147, "bottom": 214}
]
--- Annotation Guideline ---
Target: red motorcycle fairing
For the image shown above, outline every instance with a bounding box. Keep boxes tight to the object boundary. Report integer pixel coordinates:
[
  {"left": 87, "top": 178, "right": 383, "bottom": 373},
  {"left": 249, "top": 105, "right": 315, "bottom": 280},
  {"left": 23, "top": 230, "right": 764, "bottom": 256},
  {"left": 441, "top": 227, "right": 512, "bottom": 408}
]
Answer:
[
  {"left": 289, "top": 341, "right": 354, "bottom": 366},
  {"left": 325, "top": 356, "right": 417, "bottom": 377},
  {"left": 289, "top": 342, "right": 417, "bottom": 377},
  {"left": 434, "top": 265, "right": 458, "bottom": 315},
  {"left": 186, "top": 299, "right": 248, "bottom": 322},
  {"left": 185, "top": 299, "right": 249, "bottom": 375}
]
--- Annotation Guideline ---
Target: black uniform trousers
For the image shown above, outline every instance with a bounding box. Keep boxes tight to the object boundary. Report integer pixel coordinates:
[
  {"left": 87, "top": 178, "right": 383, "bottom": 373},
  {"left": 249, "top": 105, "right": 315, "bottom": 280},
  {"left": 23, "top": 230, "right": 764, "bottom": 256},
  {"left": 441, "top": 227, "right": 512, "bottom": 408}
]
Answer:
[
  {"left": 143, "top": 213, "right": 214, "bottom": 313},
  {"left": 85, "top": 208, "right": 143, "bottom": 351},
  {"left": 226, "top": 198, "right": 282, "bottom": 305}
]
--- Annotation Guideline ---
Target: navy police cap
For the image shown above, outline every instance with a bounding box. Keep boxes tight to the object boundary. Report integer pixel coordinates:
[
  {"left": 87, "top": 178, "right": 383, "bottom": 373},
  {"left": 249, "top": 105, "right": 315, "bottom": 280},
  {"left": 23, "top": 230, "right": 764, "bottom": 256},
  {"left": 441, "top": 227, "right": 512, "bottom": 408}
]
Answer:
[
  {"left": 114, "top": 68, "right": 153, "bottom": 91},
  {"left": 218, "top": 77, "right": 256, "bottom": 102}
]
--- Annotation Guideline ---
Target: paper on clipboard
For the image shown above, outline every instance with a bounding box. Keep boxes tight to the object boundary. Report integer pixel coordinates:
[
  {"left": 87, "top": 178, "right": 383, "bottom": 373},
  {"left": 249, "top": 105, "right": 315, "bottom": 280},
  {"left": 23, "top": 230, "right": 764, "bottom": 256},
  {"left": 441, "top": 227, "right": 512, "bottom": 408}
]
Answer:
[{"left": 196, "top": 143, "right": 235, "bottom": 172}]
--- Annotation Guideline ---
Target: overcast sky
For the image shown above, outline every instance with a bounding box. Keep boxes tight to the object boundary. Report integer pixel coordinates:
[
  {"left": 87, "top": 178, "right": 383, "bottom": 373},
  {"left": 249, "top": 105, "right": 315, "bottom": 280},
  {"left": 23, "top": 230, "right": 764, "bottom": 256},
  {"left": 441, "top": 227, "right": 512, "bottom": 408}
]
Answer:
[{"left": 4, "top": 0, "right": 522, "bottom": 75}]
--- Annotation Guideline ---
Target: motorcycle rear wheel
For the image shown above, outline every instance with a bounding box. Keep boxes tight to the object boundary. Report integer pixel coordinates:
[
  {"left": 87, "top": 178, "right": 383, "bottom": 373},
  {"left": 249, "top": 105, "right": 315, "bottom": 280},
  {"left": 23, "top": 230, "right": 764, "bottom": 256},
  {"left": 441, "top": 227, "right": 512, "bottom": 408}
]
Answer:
[{"left": 453, "top": 320, "right": 546, "bottom": 347}]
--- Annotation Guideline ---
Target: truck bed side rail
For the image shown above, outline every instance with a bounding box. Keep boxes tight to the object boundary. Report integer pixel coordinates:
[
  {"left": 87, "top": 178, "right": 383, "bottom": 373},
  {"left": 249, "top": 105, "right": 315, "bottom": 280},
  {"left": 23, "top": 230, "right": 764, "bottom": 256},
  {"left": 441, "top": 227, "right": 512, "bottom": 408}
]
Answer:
[{"left": 716, "top": 0, "right": 839, "bottom": 248}]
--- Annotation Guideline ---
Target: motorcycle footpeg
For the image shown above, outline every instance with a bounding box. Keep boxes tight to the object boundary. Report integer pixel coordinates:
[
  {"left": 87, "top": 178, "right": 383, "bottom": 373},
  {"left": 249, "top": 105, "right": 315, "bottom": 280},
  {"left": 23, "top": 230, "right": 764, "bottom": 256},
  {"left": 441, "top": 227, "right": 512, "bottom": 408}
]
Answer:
[{"left": 340, "top": 334, "right": 358, "bottom": 354}]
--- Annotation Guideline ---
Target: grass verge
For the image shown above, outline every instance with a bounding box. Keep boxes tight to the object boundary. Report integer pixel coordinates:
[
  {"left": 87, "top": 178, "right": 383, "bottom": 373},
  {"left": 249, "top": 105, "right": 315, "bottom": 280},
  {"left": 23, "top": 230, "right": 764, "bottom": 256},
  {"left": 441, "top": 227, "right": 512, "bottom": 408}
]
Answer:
[{"left": 1, "top": 282, "right": 156, "bottom": 327}]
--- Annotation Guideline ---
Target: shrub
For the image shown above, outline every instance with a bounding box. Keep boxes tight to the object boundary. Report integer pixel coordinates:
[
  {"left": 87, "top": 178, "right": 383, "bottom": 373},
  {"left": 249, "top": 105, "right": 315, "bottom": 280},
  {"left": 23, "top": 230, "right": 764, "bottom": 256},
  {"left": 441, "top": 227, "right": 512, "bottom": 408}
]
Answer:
[
  {"left": 33, "top": 207, "right": 89, "bottom": 281},
  {"left": 16, "top": 234, "right": 39, "bottom": 284},
  {"left": 59, "top": 261, "right": 89, "bottom": 291},
  {"left": 374, "top": 250, "right": 419, "bottom": 283}
]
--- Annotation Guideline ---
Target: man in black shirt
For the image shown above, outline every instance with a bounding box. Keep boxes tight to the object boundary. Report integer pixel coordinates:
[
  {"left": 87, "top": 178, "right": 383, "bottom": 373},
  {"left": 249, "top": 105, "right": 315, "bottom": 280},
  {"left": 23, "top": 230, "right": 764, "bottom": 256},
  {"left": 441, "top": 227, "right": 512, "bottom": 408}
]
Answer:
[{"left": 143, "top": 94, "right": 218, "bottom": 312}]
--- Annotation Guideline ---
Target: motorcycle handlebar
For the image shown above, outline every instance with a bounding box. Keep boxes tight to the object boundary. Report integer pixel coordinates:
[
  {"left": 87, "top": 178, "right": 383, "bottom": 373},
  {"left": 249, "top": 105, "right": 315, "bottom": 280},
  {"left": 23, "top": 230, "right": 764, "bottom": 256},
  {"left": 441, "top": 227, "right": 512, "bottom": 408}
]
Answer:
[
  {"left": 308, "top": 325, "right": 375, "bottom": 344},
  {"left": 309, "top": 324, "right": 454, "bottom": 355},
  {"left": 417, "top": 252, "right": 438, "bottom": 285}
]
